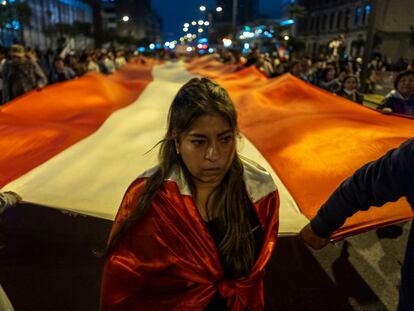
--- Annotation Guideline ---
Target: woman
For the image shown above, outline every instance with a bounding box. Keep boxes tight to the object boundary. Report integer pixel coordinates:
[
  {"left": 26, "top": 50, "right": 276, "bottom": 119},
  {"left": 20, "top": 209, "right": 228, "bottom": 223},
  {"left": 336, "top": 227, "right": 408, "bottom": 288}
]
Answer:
[
  {"left": 336, "top": 74, "right": 364, "bottom": 104},
  {"left": 378, "top": 70, "right": 414, "bottom": 116},
  {"left": 100, "top": 78, "right": 279, "bottom": 310}
]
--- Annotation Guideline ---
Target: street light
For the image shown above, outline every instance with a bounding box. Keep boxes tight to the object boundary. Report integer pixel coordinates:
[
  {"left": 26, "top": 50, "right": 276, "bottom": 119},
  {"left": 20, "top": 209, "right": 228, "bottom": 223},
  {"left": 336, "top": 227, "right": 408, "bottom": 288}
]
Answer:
[
  {"left": 122, "top": 16, "right": 129, "bottom": 22},
  {"left": 199, "top": 5, "right": 206, "bottom": 12},
  {"left": 216, "top": 6, "right": 222, "bottom": 12}
]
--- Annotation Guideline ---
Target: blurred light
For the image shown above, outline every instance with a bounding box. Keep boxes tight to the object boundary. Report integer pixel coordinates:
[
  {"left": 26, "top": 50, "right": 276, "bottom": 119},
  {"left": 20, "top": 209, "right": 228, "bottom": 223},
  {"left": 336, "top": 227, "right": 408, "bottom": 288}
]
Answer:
[
  {"left": 216, "top": 6, "right": 222, "bottom": 12},
  {"left": 164, "top": 41, "right": 170, "bottom": 47},
  {"left": 138, "top": 47, "right": 145, "bottom": 52},
  {"left": 284, "top": 35, "right": 290, "bottom": 40},
  {"left": 204, "top": 21, "right": 210, "bottom": 26},
  {"left": 199, "top": 38, "right": 208, "bottom": 43},
  {"left": 122, "top": 15, "right": 129, "bottom": 22},
  {"left": 192, "top": 34, "right": 197, "bottom": 39},
  {"left": 198, "top": 28, "right": 203, "bottom": 33},
  {"left": 199, "top": 50, "right": 206, "bottom": 55},
  {"left": 244, "top": 43, "right": 250, "bottom": 49},
  {"left": 242, "top": 31, "right": 254, "bottom": 38},
  {"left": 208, "top": 48, "right": 214, "bottom": 53},
  {"left": 186, "top": 33, "right": 192, "bottom": 38},
  {"left": 280, "top": 19, "right": 295, "bottom": 26},
  {"left": 1, "top": 1, "right": 7, "bottom": 5},
  {"left": 198, "top": 20, "right": 204, "bottom": 25},
  {"left": 186, "top": 47, "right": 193, "bottom": 52},
  {"left": 222, "top": 38, "right": 232, "bottom": 47},
  {"left": 191, "top": 21, "right": 196, "bottom": 26},
  {"left": 199, "top": 5, "right": 206, "bottom": 11},
  {"left": 239, "top": 35, "right": 245, "bottom": 40},
  {"left": 365, "top": 4, "right": 371, "bottom": 13},
  {"left": 170, "top": 43, "right": 176, "bottom": 49},
  {"left": 197, "top": 44, "right": 203, "bottom": 49},
  {"left": 183, "top": 27, "right": 188, "bottom": 32},
  {"left": 183, "top": 23, "right": 189, "bottom": 28},
  {"left": 149, "top": 43, "right": 155, "bottom": 50}
]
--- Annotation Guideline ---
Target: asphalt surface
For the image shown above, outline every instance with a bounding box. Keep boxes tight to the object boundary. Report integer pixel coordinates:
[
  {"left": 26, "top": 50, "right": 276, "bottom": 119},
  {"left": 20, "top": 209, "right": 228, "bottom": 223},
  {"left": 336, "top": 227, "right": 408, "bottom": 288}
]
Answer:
[{"left": 0, "top": 203, "right": 409, "bottom": 311}]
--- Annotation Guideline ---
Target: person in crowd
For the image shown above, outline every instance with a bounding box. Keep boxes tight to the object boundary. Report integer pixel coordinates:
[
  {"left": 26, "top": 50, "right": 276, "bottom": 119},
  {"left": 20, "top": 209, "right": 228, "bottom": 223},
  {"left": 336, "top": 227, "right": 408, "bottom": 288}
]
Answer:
[
  {"left": 299, "top": 138, "right": 414, "bottom": 311},
  {"left": 0, "top": 190, "right": 22, "bottom": 311},
  {"left": 98, "top": 50, "right": 116, "bottom": 74},
  {"left": 0, "top": 47, "right": 6, "bottom": 104},
  {"left": 377, "top": 70, "right": 414, "bottom": 116},
  {"left": 244, "top": 47, "right": 261, "bottom": 68},
  {"left": 221, "top": 49, "right": 236, "bottom": 64},
  {"left": 2, "top": 44, "right": 48, "bottom": 103},
  {"left": 318, "top": 66, "right": 342, "bottom": 93},
  {"left": 48, "top": 57, "right": 76, "bottom": 84},
  {"left": 100, "top": 78, "right": 279, "bottom": 310},
  {"left": 85, "top": 52, "right": 100, "bottom": 73},
  {"left": 114, "top": 50, "right": 126, "bottom": 69},
  {"left": 336, "top": 74, "right": 364, "bottom": 104},
  {"left": 67, "top": 53, "right": 85, "bottom": 77}
]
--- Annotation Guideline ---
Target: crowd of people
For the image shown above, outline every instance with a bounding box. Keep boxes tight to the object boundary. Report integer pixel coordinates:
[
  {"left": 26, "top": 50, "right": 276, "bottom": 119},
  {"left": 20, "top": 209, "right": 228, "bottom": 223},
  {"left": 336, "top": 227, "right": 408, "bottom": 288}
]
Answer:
[
  {"left": 0, "top": 44, "right": 131, "bottom": 104},
  {"left": 216, "top": 47, "right": 414, "bottom": 114}
]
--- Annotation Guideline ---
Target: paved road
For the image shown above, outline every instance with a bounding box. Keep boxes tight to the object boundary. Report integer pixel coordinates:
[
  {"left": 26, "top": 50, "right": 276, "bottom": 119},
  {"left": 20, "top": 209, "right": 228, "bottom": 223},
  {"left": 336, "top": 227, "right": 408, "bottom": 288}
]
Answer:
[{"left": 0, "top": 204, "right": 409, "bottom": 310}]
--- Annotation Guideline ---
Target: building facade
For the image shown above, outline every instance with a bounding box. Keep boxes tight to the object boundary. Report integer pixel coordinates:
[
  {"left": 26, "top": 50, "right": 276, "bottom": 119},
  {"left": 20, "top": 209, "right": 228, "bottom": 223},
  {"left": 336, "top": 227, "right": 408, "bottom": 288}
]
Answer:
[
  {"left": 113, "top": 0, "right": 162, "bottom": 44},
  {"left": 215, "top": 0, "right": 259, "bottom": 25},
  {"left": 295, "top": 0, "right": 414, "bottom": 61},
  {"left": 1, "top": 0, "right": 93, "bottom": 49}
]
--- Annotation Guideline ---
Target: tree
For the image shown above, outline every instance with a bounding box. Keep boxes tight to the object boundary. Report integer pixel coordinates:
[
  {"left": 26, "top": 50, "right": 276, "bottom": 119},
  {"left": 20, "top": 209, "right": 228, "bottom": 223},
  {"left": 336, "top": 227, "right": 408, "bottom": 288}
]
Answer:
[{"left": 288, "top": 4, "right": 307, "bottom": 19}]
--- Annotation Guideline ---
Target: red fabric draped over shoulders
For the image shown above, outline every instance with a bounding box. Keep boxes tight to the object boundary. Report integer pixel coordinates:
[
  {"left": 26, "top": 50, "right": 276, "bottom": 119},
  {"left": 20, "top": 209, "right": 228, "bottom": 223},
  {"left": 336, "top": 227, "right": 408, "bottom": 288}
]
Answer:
[{"left": 101, "top": 167, "right": 279, "bottom": 311}]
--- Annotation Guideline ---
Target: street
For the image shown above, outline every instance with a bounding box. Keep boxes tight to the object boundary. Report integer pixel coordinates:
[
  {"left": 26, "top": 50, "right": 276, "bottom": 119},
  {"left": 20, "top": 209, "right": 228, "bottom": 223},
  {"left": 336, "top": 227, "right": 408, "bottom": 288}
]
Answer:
[{"left": 0, "top": 203, "right": 408, "bottom": 310}]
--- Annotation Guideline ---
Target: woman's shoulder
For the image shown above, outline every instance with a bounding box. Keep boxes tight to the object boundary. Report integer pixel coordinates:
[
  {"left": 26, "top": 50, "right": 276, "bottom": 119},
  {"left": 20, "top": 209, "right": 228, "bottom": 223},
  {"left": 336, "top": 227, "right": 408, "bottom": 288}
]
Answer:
[{"left": 241, "top": 157, "right": 277, "bottom": 203}]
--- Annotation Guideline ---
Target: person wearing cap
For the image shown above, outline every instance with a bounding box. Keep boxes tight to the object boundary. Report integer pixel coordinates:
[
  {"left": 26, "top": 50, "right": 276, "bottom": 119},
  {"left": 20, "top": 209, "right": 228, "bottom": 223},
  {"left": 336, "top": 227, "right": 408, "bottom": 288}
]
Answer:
[
  {"left": 377, "top": 70, "right": 414, "bottom": 116},
  {"left": 1, "top": 44, "right": 47, "bottom": 103}
]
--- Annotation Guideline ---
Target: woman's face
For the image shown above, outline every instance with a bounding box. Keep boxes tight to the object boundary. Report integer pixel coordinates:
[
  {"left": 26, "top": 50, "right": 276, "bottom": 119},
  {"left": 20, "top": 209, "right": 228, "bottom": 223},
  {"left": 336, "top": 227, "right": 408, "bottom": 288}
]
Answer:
[
  {"left": 344, "top": 77, "right": 357, "bottom": 91},
  {"left": 177, "top": 113, "right": 236, "bottom": 189},
  {"left": 397, "top": 75, "right": 414, "bottom": 96}
]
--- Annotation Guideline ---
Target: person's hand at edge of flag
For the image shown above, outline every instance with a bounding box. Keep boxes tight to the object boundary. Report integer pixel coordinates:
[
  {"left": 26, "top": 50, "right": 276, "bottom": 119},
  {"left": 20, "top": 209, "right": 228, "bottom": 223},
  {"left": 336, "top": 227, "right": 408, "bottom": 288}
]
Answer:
[
  {"left": 299, "top": 223, "right": 330, "bottom": 250},
  {"left": 5, "top": 191, "right": 22, "bottom": 203}
]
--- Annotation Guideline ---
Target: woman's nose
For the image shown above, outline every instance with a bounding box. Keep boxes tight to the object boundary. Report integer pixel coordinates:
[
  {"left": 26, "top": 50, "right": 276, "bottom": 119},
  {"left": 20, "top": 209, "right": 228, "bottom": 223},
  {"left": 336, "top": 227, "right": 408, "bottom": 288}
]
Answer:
[{"left": 205, "top": 144, "right": 219, "bottom": 161}]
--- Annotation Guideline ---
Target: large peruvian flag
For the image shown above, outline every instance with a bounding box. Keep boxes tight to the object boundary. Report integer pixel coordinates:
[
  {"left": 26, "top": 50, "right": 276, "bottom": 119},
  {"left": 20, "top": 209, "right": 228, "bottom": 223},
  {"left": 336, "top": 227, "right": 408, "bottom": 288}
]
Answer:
[{"left": 1, "top": 56, "right": 413, "bottom": 239}]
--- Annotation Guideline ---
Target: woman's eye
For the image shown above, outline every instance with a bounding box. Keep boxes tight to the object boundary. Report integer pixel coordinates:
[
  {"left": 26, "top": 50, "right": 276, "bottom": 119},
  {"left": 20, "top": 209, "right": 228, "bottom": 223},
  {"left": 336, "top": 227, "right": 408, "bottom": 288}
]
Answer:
[
  {"left": 191, "top": 140, "right": 205, "bottom": 146},
  {"left": 220, "top": 136, "right": 233, "bottom": 143}
]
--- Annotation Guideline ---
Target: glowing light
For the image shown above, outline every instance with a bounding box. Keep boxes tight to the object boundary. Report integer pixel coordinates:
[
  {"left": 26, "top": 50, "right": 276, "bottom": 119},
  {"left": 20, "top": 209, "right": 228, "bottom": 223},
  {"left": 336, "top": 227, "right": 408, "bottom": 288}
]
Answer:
[
  {"left": 198, "top": 28, "right": 203, "bottom": 33},
  {"left": 149, "top": 43, "right": 155, "bottom": 50},
  {"left": 122, "top": 16, "right": 129, "bottom": 22},
  {"left": 280, "top": 19, "right": 295, "bottom": 26},
  {"left": 186, "top": 33, "right": 192, "bottom": 38},
  {"left": 164, "top": 42, "right": 170, "bottom": 47},
  {"left": 191, "top": 21, "right": 196, "bottom": 26},
  {"left": 1, "top": 1, "right": 7, "bottom": 5},
  {"left": 186, "top": 47, "right": 193, "bottom": 52},
  {"left": 183, "top": 23, "right": 189, "bottom": 28},
  {"left": 183, "top": 27, "right": 188, "bottom": 32},
  {"left": 284, "top": 35, "right": 290, "bottom": 40},
  {"left": 199, "top": 5, "right": 206, "bottom": 11},
  {"left": 216, "top": 6, "right": 222, "bottom": 12},
  {"left": 222, "top": 38, "right": 232, "bottom": 47},
  {"left": 204, "top": 21, "right": 210, "bottom": 26},
  {"left": 198, "top": 20, "right": 204, "bottom": 25},
  {"left": 208, "top": 48, "right": 214, "bottom": 53}
]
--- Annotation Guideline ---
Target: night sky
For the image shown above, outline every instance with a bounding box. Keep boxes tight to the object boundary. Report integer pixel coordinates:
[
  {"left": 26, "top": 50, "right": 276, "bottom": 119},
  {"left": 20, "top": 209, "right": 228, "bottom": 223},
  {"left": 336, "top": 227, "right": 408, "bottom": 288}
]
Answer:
[{"left": 152, "top": 0, "right": 283, "bottom": 41}]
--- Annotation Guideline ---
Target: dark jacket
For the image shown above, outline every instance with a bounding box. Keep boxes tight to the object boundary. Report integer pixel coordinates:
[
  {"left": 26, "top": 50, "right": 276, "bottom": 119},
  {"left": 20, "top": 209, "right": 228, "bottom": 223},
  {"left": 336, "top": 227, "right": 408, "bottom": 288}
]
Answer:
[
  {"left": 378, "top": 92, "right": 414, "bottom": 116},
  {"left": 311, "top": 138, "right": 414, "bottom": 311},
  {"left": 336, "top": 89, "right": 364, "bottom": 104},
  {"left": 2, "top": 59, "right": 48, "bottom": 103}
]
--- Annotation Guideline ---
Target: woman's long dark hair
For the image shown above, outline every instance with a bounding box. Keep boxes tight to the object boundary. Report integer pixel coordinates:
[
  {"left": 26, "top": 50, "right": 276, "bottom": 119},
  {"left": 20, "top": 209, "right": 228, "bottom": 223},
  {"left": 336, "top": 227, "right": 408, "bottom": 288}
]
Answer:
[{"left": 107, "top": 78, "right": 256, "bottom": 277}]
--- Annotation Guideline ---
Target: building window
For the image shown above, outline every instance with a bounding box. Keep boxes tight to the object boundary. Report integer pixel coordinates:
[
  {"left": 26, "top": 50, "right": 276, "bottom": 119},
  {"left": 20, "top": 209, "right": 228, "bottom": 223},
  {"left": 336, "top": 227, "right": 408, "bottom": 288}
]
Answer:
[
  {"left": 336, "top": 11, "right": 342, "bottom": 29},
  {"left": 362, "top": 3, "right": 371, "bottom": 24},
  {"left": 354, "top": 6, "right": 362, "bottom": 25},
  {"left": 329, "top": 12, "right": 334, "bottom": 30},
  {"left": 322, "top": 14, "right": 327, "bottom": 30},
  {"left": 344, "top": 9, "right": 350, "bottom": 29},
  {"left": 315, "top": 15, "right": 320, "bottom": 31}
]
